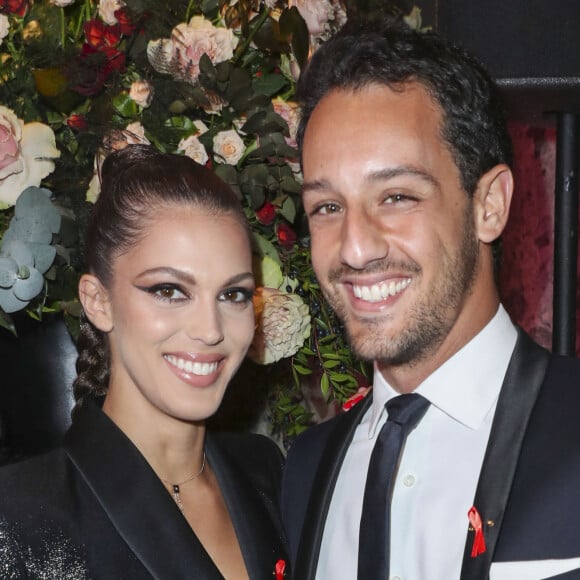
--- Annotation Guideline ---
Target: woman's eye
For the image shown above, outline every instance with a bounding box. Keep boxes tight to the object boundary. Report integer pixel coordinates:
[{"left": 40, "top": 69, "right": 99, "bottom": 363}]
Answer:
[
  {"left": 220, "top": 287, "right": 254, "bottom": 304},
  {"left": 142, "top": 284, "right": 188, "bottom": 302}
]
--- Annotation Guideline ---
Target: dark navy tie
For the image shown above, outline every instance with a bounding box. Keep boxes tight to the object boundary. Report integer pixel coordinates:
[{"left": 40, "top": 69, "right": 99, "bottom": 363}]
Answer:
[{"left": 358, "top": 393, "right": 430, "bottom": 580}]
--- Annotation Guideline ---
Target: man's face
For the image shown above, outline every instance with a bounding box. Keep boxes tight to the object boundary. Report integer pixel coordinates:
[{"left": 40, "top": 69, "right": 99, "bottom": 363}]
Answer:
[{"left": 302, "top": 83, "right": 489, "bottom": 379}]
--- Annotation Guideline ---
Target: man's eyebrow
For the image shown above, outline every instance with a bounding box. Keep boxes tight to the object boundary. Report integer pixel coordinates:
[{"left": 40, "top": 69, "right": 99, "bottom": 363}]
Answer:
[
  {"left": 302, "top": 166, "right": 439, "bottom": 196},
  {"left": 366, "top": 166, "right": 439, "bottom": 188}
]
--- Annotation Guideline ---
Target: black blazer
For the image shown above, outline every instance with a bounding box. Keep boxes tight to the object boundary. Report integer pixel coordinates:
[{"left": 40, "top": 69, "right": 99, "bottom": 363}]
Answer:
[
  {"left": 0, "top": 401, "right": 289, "bottom": 579},
  {"left": 282, "top": 329, "right": 580, "bottom": 579}
]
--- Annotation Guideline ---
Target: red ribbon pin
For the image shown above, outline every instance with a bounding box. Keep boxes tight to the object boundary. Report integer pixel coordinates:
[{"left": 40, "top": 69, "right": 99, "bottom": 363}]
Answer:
[
  {"left": 274, "top": 559, "right": 286, "bottom": 579},
  {"left": 468, "top": 506, "right": 487, "bottom": 557}
]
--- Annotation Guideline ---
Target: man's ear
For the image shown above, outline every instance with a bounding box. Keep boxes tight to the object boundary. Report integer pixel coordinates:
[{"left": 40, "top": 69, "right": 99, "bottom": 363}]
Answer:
[
  {"left": 473, "top": 164, "right": 514, "bottom": 243},
  {"left": 78, "top": 274, "right": 113, "bottom": 333}
]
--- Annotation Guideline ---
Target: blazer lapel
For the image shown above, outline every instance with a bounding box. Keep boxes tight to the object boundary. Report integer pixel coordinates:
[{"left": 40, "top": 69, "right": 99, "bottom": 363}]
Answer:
[
  {"left": 295, "top": 394, "right": 372, "bottom": 579},
  {"left": 64, "top": 402, "right": 223, "bottom": 579},
  {"left": 460, "top": 329, "right": 550, "bottom": 580},
  {"left": 206, "top": 434, "right": 287, "bottom": 580}
]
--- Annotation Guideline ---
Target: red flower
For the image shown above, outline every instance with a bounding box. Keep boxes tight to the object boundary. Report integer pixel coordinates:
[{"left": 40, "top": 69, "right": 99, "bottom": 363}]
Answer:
[
  {"left": 66, "top": 114, "right": 88, "bottom": 132},
  {"left": 0, "top": 0, "right": 28, "bottom": 16},
  {"left": 69, "top": 45, "right": 125, "bottom": 96},
  {"left": 274, "top": 559, "right": 286, "bottom": 580},
  {"left": 256, "top": 201, "right": 276, "bottom": 226},
  {"left": 115, "top": 8, "right": 137, "bottom": 35},
  {"left": 276, "top": 222, "right": 296, "bottom": 250},
  {"left": 84, "top": 19, "right": 122, "bottom": 50}
]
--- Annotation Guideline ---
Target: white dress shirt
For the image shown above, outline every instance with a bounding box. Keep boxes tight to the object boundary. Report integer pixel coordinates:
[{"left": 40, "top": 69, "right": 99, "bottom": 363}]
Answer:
[{"left": 316, "top": 306, "right": 518, "bottom": 580}]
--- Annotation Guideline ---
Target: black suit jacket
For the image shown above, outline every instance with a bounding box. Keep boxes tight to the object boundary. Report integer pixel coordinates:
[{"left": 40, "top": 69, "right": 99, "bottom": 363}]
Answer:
[
  {"left": 0, "top": 401, "right": 289, "bottom": 579},
  {"left": 282, "top": 329, "right": 580, "bottom": 579}
]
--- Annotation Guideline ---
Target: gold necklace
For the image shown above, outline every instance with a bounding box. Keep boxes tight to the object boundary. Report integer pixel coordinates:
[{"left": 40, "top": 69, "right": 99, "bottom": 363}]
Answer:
[{"left": 161, "top": 452, "right": 206, "bottom": 513}]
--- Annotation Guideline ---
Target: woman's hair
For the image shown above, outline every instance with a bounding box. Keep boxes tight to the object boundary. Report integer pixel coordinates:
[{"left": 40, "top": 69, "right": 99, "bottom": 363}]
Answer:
[{"left": 72, "top": 144, "right": 249, "bottom": 414}]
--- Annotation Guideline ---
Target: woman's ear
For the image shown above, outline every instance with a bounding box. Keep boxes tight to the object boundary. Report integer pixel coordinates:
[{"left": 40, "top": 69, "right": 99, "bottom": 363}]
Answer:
[
  {"left": 473, "top": 164, "right": 514, "bottom": 243},
  {"left": 78, "top": 274, "right": 113, "bottom": 333}
]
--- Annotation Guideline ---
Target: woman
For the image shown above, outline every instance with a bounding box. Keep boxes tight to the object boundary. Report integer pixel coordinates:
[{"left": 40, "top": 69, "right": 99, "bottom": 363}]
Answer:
[{"left": 0, "top": 145, "right": 288, "bottom": 579}]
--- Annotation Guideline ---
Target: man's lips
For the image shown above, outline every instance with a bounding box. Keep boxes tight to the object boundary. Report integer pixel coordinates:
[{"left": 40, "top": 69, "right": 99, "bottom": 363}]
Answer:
[{"left": 350, "top": 277, "right": 412, "bottom": 303}]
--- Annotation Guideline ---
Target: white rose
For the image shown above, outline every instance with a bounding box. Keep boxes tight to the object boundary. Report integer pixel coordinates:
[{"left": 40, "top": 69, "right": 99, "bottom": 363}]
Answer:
[
  {"left": 0, "top": 15, "right": 9, "bottom": 45},
  {"left": 193, "top": 120, "right": 209, "bottom": 135},
  {"left": 178, "top": 135, "right": 209, "bottom": 166},
  {"left": 0, "top": 106, "right": 60, "bottom": 208},
  {"left": 98, "top": 0, "right": 124, "bottom": 25},
  {"left": 50, "top": 0, "right": 76, "bottom": 6},
  {"left": 213, "top": 129, "right": 244, "bottom": 165},
  {"left": 147, "top": 16, "right": 238, "bottom": 83},
  {"left": 129, "top": 80, "right": 153, "bottom": 108}
]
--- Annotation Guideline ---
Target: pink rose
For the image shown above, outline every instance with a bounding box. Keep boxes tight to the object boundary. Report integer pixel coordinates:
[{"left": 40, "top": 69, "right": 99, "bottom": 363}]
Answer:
[
  {"left": 272, "top": 97, "right": 300, "bottom": 147},
  {"left": 0, "top": 108, "right": 21, "bottom": 179},
  {"left": 0, "top": 106, "right": 60, "bottom": 207},
  {"left": 98, "top": 0, "right": 124, "bottom": 25},
  {"left": 129, "top": 80, "right": 153, "bottom": 108},
  {"left": 147, "top": 16, "right": 238, "bottom": 83}
]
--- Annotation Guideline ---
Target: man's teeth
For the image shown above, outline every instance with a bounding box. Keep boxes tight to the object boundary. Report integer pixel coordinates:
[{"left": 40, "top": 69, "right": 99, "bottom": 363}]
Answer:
[
  {"left": 165, "top": 355, "right": 218, "bottom": 375},
  {"left": 353, "top": 278, "right": 411, "bottom": 303}
]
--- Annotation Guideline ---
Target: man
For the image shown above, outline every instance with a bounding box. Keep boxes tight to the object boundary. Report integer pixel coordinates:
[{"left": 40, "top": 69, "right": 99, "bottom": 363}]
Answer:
[{"left": 281, "top": 20, "right": 580, "bottom": 580}]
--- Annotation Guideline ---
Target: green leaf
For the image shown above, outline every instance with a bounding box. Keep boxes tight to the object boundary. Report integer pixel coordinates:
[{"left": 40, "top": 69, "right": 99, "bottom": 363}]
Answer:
[
  {"left": 323, "top": 359, "right": 341, "bottom": 369},
  {"left": 320, "top": 372, "right": 330, "bottom": 395},
  {"left": 252, "top": 73, "right": 289, "bottom": 98},
  {"left": 279, "top": 195, "right": 296, "bottom": 223},
  {"left": 251, "top": 233, "right": 281, "bottom": 264},
  {"left": 112, "top": 92, "right": 138, "bottom": 118},
  {"left": 293, "top": 364, "right": 312, "bottom": 375}
]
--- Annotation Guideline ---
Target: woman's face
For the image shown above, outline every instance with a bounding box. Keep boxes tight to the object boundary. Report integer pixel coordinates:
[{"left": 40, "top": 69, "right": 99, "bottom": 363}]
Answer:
[{"left": 95, "top": 206, "right": 255, "bottom": 424}]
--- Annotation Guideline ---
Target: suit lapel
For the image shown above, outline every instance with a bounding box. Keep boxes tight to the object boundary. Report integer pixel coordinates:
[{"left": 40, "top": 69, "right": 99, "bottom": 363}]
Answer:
[
  {"left": 206, "top": 434, "right": 286, "bottom": 580},
  {"left": 64, "top": 402, "right": 223, "bottom": 579},
  {"left": 460, "top": 330, "right": 550, "bottom": 580},
  {"left": 295, "top": 395, "right": 372, "bottom": 579}
]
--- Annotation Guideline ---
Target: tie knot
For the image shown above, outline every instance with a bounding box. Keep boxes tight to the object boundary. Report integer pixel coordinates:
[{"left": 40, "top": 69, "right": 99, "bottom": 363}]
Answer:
[{"left": 385, "top": 393, "right": 430, "bottom": 429}]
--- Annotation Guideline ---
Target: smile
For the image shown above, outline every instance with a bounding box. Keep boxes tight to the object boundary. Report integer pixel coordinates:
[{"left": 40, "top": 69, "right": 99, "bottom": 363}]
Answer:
[
  {"left": 352, "top": 278, "right": 412, "bottom": 303},
  {"left": 164, "top": 355, "right": 219, "bottom": 376}
]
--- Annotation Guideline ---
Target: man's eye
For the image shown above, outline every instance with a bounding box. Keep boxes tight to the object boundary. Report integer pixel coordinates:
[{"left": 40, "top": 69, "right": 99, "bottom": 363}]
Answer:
[
  {"left": 312, "top": 202, "right": 341, "bottom": 216},
  {"left": 384, "top": 193, "right": 408, "bottom": 204}
]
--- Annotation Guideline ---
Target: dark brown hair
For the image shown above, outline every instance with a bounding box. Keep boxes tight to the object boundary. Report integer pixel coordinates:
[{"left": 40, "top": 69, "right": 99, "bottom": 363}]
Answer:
[{"left": 72, "top": 144, "right": 249, "bottom": 414}]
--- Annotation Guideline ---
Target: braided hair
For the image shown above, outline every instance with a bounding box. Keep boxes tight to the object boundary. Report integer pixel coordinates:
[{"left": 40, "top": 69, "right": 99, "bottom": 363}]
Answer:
[{"left": 72, "top": 144, "right": 249, "bottom": 416}]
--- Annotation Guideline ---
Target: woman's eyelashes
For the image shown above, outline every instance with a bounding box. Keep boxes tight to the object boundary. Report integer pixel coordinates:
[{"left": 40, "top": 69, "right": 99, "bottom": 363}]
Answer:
[
  {"left": 137, "top": 283, "right": 189, "bottom": 303},
  {"left": 136, "top": 283, "right": 254, "bottom": 306},
  {"left": 219, "top": 287, "right": 255, "bottom": 306}
]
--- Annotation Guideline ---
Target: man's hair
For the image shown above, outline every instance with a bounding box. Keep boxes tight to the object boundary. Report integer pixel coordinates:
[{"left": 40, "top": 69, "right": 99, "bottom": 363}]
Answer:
[{"left": 296, "top": 20, "right": 512, "bottom": 197}]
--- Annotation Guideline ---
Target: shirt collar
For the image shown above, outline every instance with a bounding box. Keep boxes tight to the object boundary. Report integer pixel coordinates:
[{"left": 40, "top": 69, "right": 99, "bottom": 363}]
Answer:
[{"left": 368, "top": 305, "right": 518, "bottom": 437}]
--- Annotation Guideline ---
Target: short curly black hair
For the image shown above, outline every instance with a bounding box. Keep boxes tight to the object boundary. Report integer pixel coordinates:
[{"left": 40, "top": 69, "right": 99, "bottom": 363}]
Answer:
[{"left": 296, "top": 20, "right": 512, "bottom": 197}]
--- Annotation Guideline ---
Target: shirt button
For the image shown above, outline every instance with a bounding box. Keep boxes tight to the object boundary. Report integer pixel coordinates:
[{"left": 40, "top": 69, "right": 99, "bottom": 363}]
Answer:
[{"left": 403, "top": 474, "right": 416, "bottom": 487}]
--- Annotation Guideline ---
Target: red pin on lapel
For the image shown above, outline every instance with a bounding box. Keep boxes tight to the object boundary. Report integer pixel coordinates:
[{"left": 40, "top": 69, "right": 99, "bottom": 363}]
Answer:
[
  {"left": 468, "top": 506, "right": 487, "bottom": 557},
  {"left": 274, "top": 559, "right": 286, "bottom": 579}
]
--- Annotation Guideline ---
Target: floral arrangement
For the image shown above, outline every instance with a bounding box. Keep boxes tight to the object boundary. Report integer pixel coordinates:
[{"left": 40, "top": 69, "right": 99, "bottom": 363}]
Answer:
[{"left": 0, "top": 0, "right": 422, "bottom": 441}]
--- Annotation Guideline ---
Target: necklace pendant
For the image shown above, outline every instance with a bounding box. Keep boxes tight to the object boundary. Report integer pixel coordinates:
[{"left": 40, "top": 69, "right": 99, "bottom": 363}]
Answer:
[{"left": 171, "top": 485, "right": 185, "bottom": 513}]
